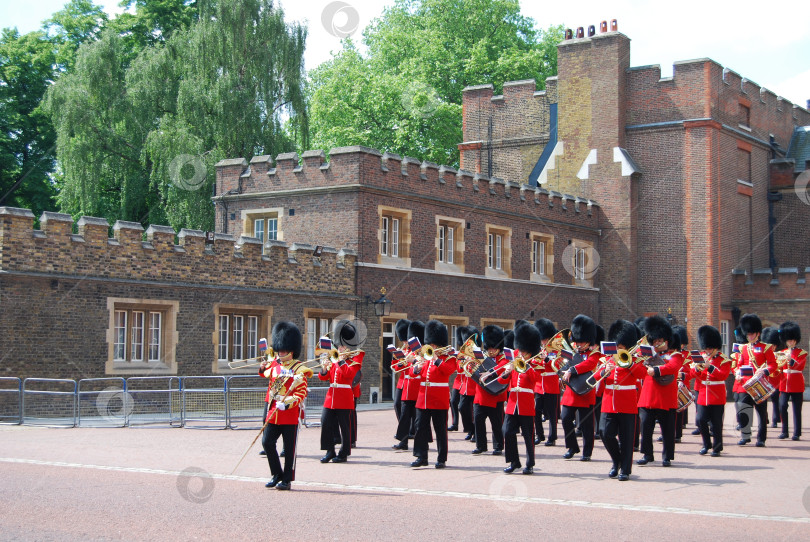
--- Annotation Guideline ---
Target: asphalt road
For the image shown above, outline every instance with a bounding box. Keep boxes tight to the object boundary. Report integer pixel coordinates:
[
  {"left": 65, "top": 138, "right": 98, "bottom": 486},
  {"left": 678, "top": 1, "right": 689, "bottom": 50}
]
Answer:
[{"left": 2, "top": 404, "right": 809, "bottom": 541}]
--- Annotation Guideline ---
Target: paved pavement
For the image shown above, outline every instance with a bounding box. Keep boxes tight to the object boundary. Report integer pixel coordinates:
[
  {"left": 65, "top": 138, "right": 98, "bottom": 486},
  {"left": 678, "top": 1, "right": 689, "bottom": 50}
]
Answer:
[{"left": 1, "top": 404, "right": 809, "bottom": 541}]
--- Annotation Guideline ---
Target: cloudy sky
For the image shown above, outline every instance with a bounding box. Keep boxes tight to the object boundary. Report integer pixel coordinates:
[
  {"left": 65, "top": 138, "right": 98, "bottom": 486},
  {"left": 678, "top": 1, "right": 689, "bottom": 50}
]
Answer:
[{"left": 2, "top": 0, "right": 808, "bottom": 107}]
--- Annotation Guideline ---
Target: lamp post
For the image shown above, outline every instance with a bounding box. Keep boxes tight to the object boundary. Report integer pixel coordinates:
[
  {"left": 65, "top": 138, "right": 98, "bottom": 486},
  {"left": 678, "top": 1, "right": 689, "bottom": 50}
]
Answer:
[{"left": 371, "top": 287, "right": 392, "bottom": 317}]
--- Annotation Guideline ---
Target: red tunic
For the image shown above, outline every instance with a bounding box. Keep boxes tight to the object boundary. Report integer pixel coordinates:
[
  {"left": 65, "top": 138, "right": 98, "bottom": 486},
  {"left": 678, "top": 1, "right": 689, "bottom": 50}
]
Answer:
[
  {"left": 459, "top": 371, "right": 478, "bottom": 396},
  {"left": 394, "top": 346, "right": 411, "bottom": 390},
  {"left": 317, "top": 352, "right": 363, "bottom": 409},
  {"left": 637, "top": 351, "right": 684, "bottom": 410},
  {"left": 560, "top": 350, "right": 600, "bottom": 408},
  {"left": 473, "top": 353, "right": 508, "bottom": 407},
  {"left": 600, "top": 360, "right": 647, "bottom": 414},
  {"left": 779, "top": 348, "right": 807, "bottom": 393},
  {"left": 687, "top": 353, "right": 731, "bottom": 405},
  {"left": 498, "top": 367, "right": 538, "bottom": 416},
  {"left": 733, "top": 342, "right": 777, "bottom": 394},
  {"left": 540, "top": 351, "right": 561, "bottom": 395},
  {"left": 262, "top": 361, "right": 308, "bottom": 425},
  {"left": 414, "top": 354, "right": 458, "bottom": 410}
]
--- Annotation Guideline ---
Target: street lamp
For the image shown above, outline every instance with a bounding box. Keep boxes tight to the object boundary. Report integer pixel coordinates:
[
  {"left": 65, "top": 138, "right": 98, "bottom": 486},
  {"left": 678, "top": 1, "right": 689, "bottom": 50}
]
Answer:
[{"left": 367, "top": 287, "right": 393, "bottom": 317}]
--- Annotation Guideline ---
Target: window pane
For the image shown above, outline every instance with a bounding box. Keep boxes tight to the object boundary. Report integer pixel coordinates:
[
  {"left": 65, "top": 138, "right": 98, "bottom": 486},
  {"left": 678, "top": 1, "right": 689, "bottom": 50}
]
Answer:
[
  {"left": 488, "top": 233, "right": 493, "bottom": 268},
  {"left": 114, "top": 311, "right": 127, "bottom": 361},
  {"left": 447, "top": 227, "right": 454, "bottom": 264},
  {"left": 233, "top": 316, "right": 244, "bottom": 360},
  {"left": 438, "top": 225, "right": 445, "bottom": 262},
  {"left": 496, "top": 235, "right": 502, "bottom": 270},
  {"left": 131, "top": 311, "right": 144, "bottom": 362},
  {"left": 381, "top": 217, "right": 388, "bottom": 255},
  {"left": 538, "top": 241, "right": 545, "bottom": 275},
  {"left": 218, "top": 315, "right": 229, "bottom": 361},
  {"left": 148, "top": 312, "right": 161, "bottom": 362},
  {"left": 247, "top": 316, "right": 258, "bottom": 359},
  {"left": 254, "top": 219, "right": 264, "bottom": 242},
  {"left": 392, "top": 218, "right": 399, "bottom": 257},
  {"left": 306, "top": 318, "right": 316, "bottom": 361},
  {"left": 268, "top": 218, "right": 277, "bottom": 241},
  {"left": 531, "top": 240, "right": 538, "bottom": 274}
]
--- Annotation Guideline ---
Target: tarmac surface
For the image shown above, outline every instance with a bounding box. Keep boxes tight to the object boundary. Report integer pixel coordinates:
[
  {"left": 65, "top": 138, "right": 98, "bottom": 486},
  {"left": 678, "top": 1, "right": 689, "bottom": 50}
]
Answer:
[{"left": 1, "top": 403, "right": 809, "bottom": 541}]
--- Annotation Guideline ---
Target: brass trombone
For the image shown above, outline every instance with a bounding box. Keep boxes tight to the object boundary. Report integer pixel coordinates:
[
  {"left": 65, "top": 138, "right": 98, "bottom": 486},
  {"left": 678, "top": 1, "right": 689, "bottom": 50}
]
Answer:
[
  {"left": 228, "top": 348, "right": 276, "bottom": 370},
  {"left": 479, "top": 352, "right": 542, "bottom": 386}
]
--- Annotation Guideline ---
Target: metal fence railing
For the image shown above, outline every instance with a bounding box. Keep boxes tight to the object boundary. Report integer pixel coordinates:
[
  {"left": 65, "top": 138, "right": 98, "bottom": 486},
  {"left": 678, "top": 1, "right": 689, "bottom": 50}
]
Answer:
[
  {"left": 0, "top": 377, "right": 22, "bottom": 425},
  {"left": 182, "top": 376, "right": 228, "bottom": 429},
  {"left": 304, "top": 387, "right": 328, "bottom": 427},
  {"left": 226, "top": 375, "right": 266, "bottom": 429},
  {"left": 126, "top": 376, "right": 183, "bottom": 427},
  {"left": 77, "top": 378, "right": 128, "bottom": 428},
  {"left": 22, "top": 378, "right": 77, "bottom": 427}
]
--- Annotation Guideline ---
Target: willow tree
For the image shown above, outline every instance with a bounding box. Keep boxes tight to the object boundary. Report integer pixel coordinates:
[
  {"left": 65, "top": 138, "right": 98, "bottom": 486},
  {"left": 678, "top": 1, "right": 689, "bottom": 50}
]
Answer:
[{"left": 46, "top": 0, "right": 307, "bottom": 230}]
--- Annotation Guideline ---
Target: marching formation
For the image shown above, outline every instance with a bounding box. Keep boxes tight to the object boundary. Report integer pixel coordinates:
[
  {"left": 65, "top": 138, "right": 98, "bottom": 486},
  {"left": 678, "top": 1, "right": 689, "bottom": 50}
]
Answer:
[{"left": 246, "top": 313, "right": 806, "bottom": 490}]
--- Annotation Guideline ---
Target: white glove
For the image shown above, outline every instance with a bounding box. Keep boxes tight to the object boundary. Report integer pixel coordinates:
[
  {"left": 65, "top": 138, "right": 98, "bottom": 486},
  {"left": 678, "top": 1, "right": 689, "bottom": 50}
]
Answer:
[{"left": 276, "top": 402, "right": 287, "bottom": 411}]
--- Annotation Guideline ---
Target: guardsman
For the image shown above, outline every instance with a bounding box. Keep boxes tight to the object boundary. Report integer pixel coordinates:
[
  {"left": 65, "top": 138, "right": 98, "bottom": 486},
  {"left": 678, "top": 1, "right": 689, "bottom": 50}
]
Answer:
[
  {"left": 733, "top": 313, "right": 778, "bottom": 447},
  {"left": 672, "top": 325, "right": 691, "bottom": 443},
  {"left": 456, "top": 326, "right": 479, "bottom": 443},
  {"left": 392, "top": 319, "right": 411, "bottom": 423},
  {"left": 534, "top": 318, "right": 559, "bottom": 447},
  {"left": 777, "top": 321, "right": 805, "bottom": 441},
  {"left": 689, "top": 325, "right": 732, "bottom": 457},
  {"left": 760, "top": 327, "right": 783, "bottom": 430},
  {"left": 393, "top": 321, "right": 425, "bottom": 451},
  {"left": 471, "top": 325, "right": 508, "bottom": 455},
  {"left": 560, "top": 314, "right": 600, "bottom": 461}
]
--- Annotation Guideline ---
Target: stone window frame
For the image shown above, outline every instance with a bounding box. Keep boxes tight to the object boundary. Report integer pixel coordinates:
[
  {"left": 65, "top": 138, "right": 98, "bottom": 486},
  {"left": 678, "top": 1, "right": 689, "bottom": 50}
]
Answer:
[
  {"left": 570, "top": 238, "right": 597, "bottom": 288},
  {"left": 479, "top": 318, "right": 515, "bottom": 333},
  {"left": 213, "top": 303, "right": 272, "bottom": 374},
  {"left": 242, "top": 207, "right": 284, "bottom": 253},
  {"left": 378, "top": 206, "right": 412, "bottom": 267},
  {"left": 106, "top": 297, "right": 179, "bottom": 375},
  {"left": 529, "top": 231, "right": 554, "bottom": 283},
  {"left": 435, "top": 215, "right": 465, "bottom": 274},
  {"left": 485, "top": 224, "right": 512, "bottom": 279},
  {"left": 738, "top": 98, "right": 751, "bottom": 131}
]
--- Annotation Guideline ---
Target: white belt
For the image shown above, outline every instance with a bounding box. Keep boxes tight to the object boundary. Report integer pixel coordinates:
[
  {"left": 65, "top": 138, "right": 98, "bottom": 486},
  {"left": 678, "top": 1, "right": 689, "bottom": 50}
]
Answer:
[
  {"left": 609, "top": 385, "right": 637, "bottom": 391},
  {"left": 510, "top": 387, "right": 534, "bottom": 393},
  {"left": 272, "top": 395, "right": 288, "bottom": 402},
  {"left": 701, "top": 380, "right": 726, "bottom": 386},
  {"left": 784, "top": 369, "right": 801, "bottom": 374},
  {"left": 403, "top": 375, "right": 413, "bottom": 379},
  {"left": 541, "top": 372, "right": 557, "bottom": 377},
  {"left": 330, "top": 383, "right": 352, "bottom": 389},
  {"left": 420, "top": 382, "right": 449, "bottom": 387}
]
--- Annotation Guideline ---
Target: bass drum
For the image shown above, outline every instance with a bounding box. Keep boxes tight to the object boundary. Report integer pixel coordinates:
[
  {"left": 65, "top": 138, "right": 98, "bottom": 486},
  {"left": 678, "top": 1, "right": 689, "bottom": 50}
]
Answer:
[{"left": 471, "top": 357, "right": 508, "bottom": 396}]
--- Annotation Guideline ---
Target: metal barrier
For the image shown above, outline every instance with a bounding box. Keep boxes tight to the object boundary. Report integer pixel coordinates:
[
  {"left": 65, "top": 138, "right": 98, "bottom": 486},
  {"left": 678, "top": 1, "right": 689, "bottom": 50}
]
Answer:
[
  {"left": 126, "top": 376, "right": 182, "bottom": 427},
  {"left": 303, "top": 387, "right": 328, "bottom": 427},
  {"left": 181, "top": 376, "right": 228, "bottom": 429},
  {"left": 226, "top": 375, "right": 266, "bottom": 429},
  {"left": 78, "top": 378, "right": 128, "bottom": 428},
  {"left": 0, "top": 377, "right": 22, "bottom": 425},
  {"left": 22, "top": 378, "right": 77, "bottom": 427}
]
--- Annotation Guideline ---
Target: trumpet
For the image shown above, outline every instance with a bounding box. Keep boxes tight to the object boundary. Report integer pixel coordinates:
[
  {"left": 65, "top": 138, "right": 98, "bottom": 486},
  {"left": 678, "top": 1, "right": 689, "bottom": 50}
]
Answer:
[
  {"left": 776, "top": 350, "right": 791, "bottom": 370},
  {"left": 391, "top": 358, "right": 412, "bottom": 374},
  {"left": 480, "top": 352, "right": 541, "bottom": 386},
  {"left": 584, "top": 351, "right": 633, "bottom": 389},
  {"left": 419, "top": 344, "right": 455, "bottom": 361},
  {"left": 228, "top": 348, "right": 276, "bottom": 370}
]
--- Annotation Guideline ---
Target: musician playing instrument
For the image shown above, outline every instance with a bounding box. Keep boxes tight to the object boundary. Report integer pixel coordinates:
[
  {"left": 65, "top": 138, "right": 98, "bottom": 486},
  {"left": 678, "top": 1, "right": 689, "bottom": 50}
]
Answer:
[
  {"left": 393, "top": 321, "right": 425, "bottom": 451},
  {"left": 599, "top": 320, "right": 646, "bottom": 481},
  {"left": 672, "top": 325, "right": 692, "bottom": 443},
  {"left": 636, "top": 315, "right": 683, "bottom": 467},
  {"left": 687, "top": 325, "right": 731, "bottom": 457},
  {"left": 318, "top": 320, "right": 364, "bottom": 463},
  {"left": 455, "top": 326, "right": 479, "bottom": 440},
  {"left": 259, "top": 321, "right": 311, "bottom": 491},
  {"left": 777, "top": 321, "right": 806, "bottom": 441},
  {"left": 534, "top": 318, "right": 560, "bottom": 446},
  {"left": 496, "top": 324, "right": 541, "bottom": 475},
  {"left": 761, "top": 327, "right": 783, "bottom": 430},
  {"left": 560, "top": 315, "right": 601, "bottom": 461},
  {"left": 733, "top": 313, "right": 777, "bottom": 447},
  {"left": 410, "top": 320, "right": 458, "bottom": 469},
  {"left": 471, "top": 325, "right": 508, "bottom": 455},
  {"left": 392, "top": 319, "right": 411, "bottom": 423}
]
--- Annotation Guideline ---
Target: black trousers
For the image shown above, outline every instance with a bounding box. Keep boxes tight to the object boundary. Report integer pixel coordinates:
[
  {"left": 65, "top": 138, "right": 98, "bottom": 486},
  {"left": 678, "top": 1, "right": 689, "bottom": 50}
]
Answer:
[
  {"left": 735, "top": 392, "right": 769, "bottom": 442},
  {"left": 351, "top": 397, "right": 358, "bottom": 445},
  {"left": 779, "top": 392, "right": 803, "bottom": 437},
  {"left": 459, "top": 394, "right": 475, "bottom": 435},
  {"left": 320, "top": 408, "right": 352, "bottom": 458},
  {"left": 503, "top": 413, "right": 535, "bottom": 468},
  {"left": 696, "top": 403, "right": 724, "bottom": 452},
  {"left": 414, "top": 408, "right": 449, "bottom": 463},
  {"left": 600, "top": 412, "right": 635, "bottom": 476},
  {"left": 393, "top": 386, "right": 403, "bottom": 422},
  {"left": 770, "top": 390, "right": 781, "bottom": 425},
  {"left": 449, "top": 388, "right": 461, "bottom": 428},
  {"left": 262, "top": 423, "right": 298, "bottom": 483},
  {"left": 639, "top": 407, "right": 675, "bottom": 461},
  {"left": 395, "top": 399, "right": 417, "bottom": 444},
  {"left": 473, "top": 403, "right": 504, "bottom": 451},
  {"left": 561, "top": 405, "right": 594, "bottom": 457},
  {"left": 593, "top": 395, "right": 603, "bottom": 437}
]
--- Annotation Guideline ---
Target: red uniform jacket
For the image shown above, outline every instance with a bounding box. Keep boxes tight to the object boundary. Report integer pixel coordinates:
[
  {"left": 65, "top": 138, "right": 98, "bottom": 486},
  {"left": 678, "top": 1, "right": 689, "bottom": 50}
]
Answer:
[
  {"left": 394, "top": 346, "right": 411, "bottom": 390},
  {"left": 318, "top": 352, "right": 363, "bottom": 409},
  {"left": 459, "top": 371, "right": 478, "bottom": 396},
  {"left": 262, "top": 361, "right": 308, "bottom": 425},
  {"left": 474, "top": 353, "right": 508, "bottom": 407},
  {"left": 687, "top": 353, "right": 731, "bottom": 405},
  {"left": 637, "top": 351, "right": 684, "bottom": 410},
  {"left": 779, "top": 348, "right": 807, "bottom": 393},
  {"left": 414, "top": 354, "right": 458, "bottom": 410},
  {"left": 600, "top": 360, "right": 647, "bottom": 414},
  {"left": 498, "top": 367, "right": 538, "bottom": 416},
  {"left": 402, "top": 359, "right": 423, "bottom": 402},
  {"left": 733, "top": 342, "right": 777, "bottom": 394},
  {"left": 540, "top": 351, "right": 561, "bottom": 395},
  {"left": 452, "top": 371, "right": 462, "bottom": 390},
  {"left": 561, "top": 350, "right": 600, "bottom": 408}
]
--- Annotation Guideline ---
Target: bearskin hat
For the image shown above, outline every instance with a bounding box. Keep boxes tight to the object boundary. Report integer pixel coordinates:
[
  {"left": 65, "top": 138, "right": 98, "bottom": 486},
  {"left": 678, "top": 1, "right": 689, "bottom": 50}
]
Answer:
[
  {"left": 672, "top": 325, "right": 689, "bottom": 347},
  {"left": 760, "top": 326, "right": 780, "bottom": 347},
  {"left": 595, "top": 325, "right": 605, "bottom": 346},
  {"left": 513, "top": 319, "right": 531, "bottom": 330},
  {"left": 570, "top": 314, "right": 597, "bottom": 345},
  {"left": 733, "top": 326, "right": 745, "bottom": 343},
  {"left": 514, "top": 323, "right": 542, "bottom": 357},
  {"left": 482, "top": 325, "right": 505, "bottom": 351},
  {"left": 534, "top": 318, "right": 557, "bottom": 341},
  {"left": 333, "top": 319, "right": 362, "bottom": 348},
  {"left": 395, "top": 319, "right": 411, "bottom": 342},
  {"left": 740, "top": 314, "right": 763, "bottom": 336},
  {"left": 408, "top": 320, "right": 426, "bottom": 345},
  {"left": 503, "top": 329, "right": 515, "bottom": 350},
  {"left": 424, "top": 319, "right": 449, "bottom": 347},
  {"left": 272, "top": 321, "right": 302, "bottom": 359},
  {"left": 643, "top": 315, "right": 673, "bottom": 346},
  {"left": 780, "top": 321, "right": 801, "bottom": 343},
  {"left": 697, "top": 325, "right": 723, "bottom": 351},
  {"left": 669, "top": 329, "right": 682, "bottom": 351},
  {"left": 608, "top": 320, "right": 639, "bottom": 349},
  {"left": 456, "top": 325, "right": 479, "bottom": 347}
]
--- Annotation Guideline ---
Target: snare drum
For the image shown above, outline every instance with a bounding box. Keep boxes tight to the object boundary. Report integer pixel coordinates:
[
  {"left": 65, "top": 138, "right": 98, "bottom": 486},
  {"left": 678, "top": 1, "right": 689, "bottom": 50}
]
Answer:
[
  {"left": 676, "top": 381, "right": 694, "bottom": 412},
  {"left": 742, "top": 372, "right": 776, "bottom": 404}
]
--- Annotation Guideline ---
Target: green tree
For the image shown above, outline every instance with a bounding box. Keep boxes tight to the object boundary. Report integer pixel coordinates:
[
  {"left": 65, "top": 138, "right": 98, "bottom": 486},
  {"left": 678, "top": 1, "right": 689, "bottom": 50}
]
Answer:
[
  {"left": 0, "top": 29, "right": 58, "bottom": 217},
  {"left": 308, "top": 0, "right": 563, "bottom": 166},
  {"left": 43, "top": 0, "right": 109, "bottom": 72}
]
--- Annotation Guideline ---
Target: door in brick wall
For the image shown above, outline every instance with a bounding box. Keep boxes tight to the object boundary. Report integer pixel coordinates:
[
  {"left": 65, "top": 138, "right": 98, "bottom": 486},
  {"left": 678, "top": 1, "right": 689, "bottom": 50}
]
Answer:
[{"left": 382, "top": 322, "right": 394, "bottom": 401}]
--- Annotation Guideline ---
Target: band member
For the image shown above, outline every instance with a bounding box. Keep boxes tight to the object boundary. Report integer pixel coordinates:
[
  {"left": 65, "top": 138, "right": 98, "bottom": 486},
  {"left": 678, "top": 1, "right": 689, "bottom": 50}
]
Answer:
[
  {"left": 318, "top": 320, "right": 364, "bottom": 463},
  {"left": 260, "top": 321, "right": 311, "bottom": 491},
  {"left": 689, "top": 325, "right": 731, "bottom": 457},
  {"left": 593, "top": 325, "right": 606, "bottom": 440},
  {"left": 497, "top": 324, "right": 541, "bottom": 474},
  {"left": 636, "top": 315, "right": 683, "bottom": 467},
  {"left": 393, "top": 321, "right": 425, "bottom": 450},
  {"left": 534, "top": 318, "right": 559, "bottom": 446},
  {"left": 734, "top": 314, "right": 777, "bottom": 447},
  {"left": 600, "top": 320, "right": 646, "bottom": 481},
  {"left": 778, "top": 321, "right": 805, "bottom": 441},
  {"left": 456, "top": 326, "right": 479, "bottom": 442},
  {"left": 393, "top": 319, "right": 411, "bottom": 422},
  {"left": 672, "top": 325, "right": 691, "bottom": 442},
  {"left": 351, "top": 365, "right": 362, "bottom": 448},
  {"left": 411, "top": 320, "right": 458, "bottom": 468},
  {"left": 760, "top": 327, "right": 782, "bottom": 429},
  {"left": 560, "top": 314, "right": 600, "bottom": 461},
  {"left": 472, "top": 325, "right": 508, "bottom": 455}
]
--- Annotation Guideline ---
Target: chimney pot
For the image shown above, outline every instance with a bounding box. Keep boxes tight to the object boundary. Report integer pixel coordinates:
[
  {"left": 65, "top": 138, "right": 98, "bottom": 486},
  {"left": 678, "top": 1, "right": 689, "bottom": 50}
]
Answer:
[
  {"left": 600, "top": 21, "right": 608, "bottom": 32},
  {"left": 610, "top": 19, "right": 618, "bottom": 31},
  {"left": 588, "top": 25, "right": 596, "bottom": 37},
  {"left": 565, "top": 28, "right": 573, "bottom": 40},
  {"left": 576, "top": 27, "right": 584, "bottom": 38}
]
